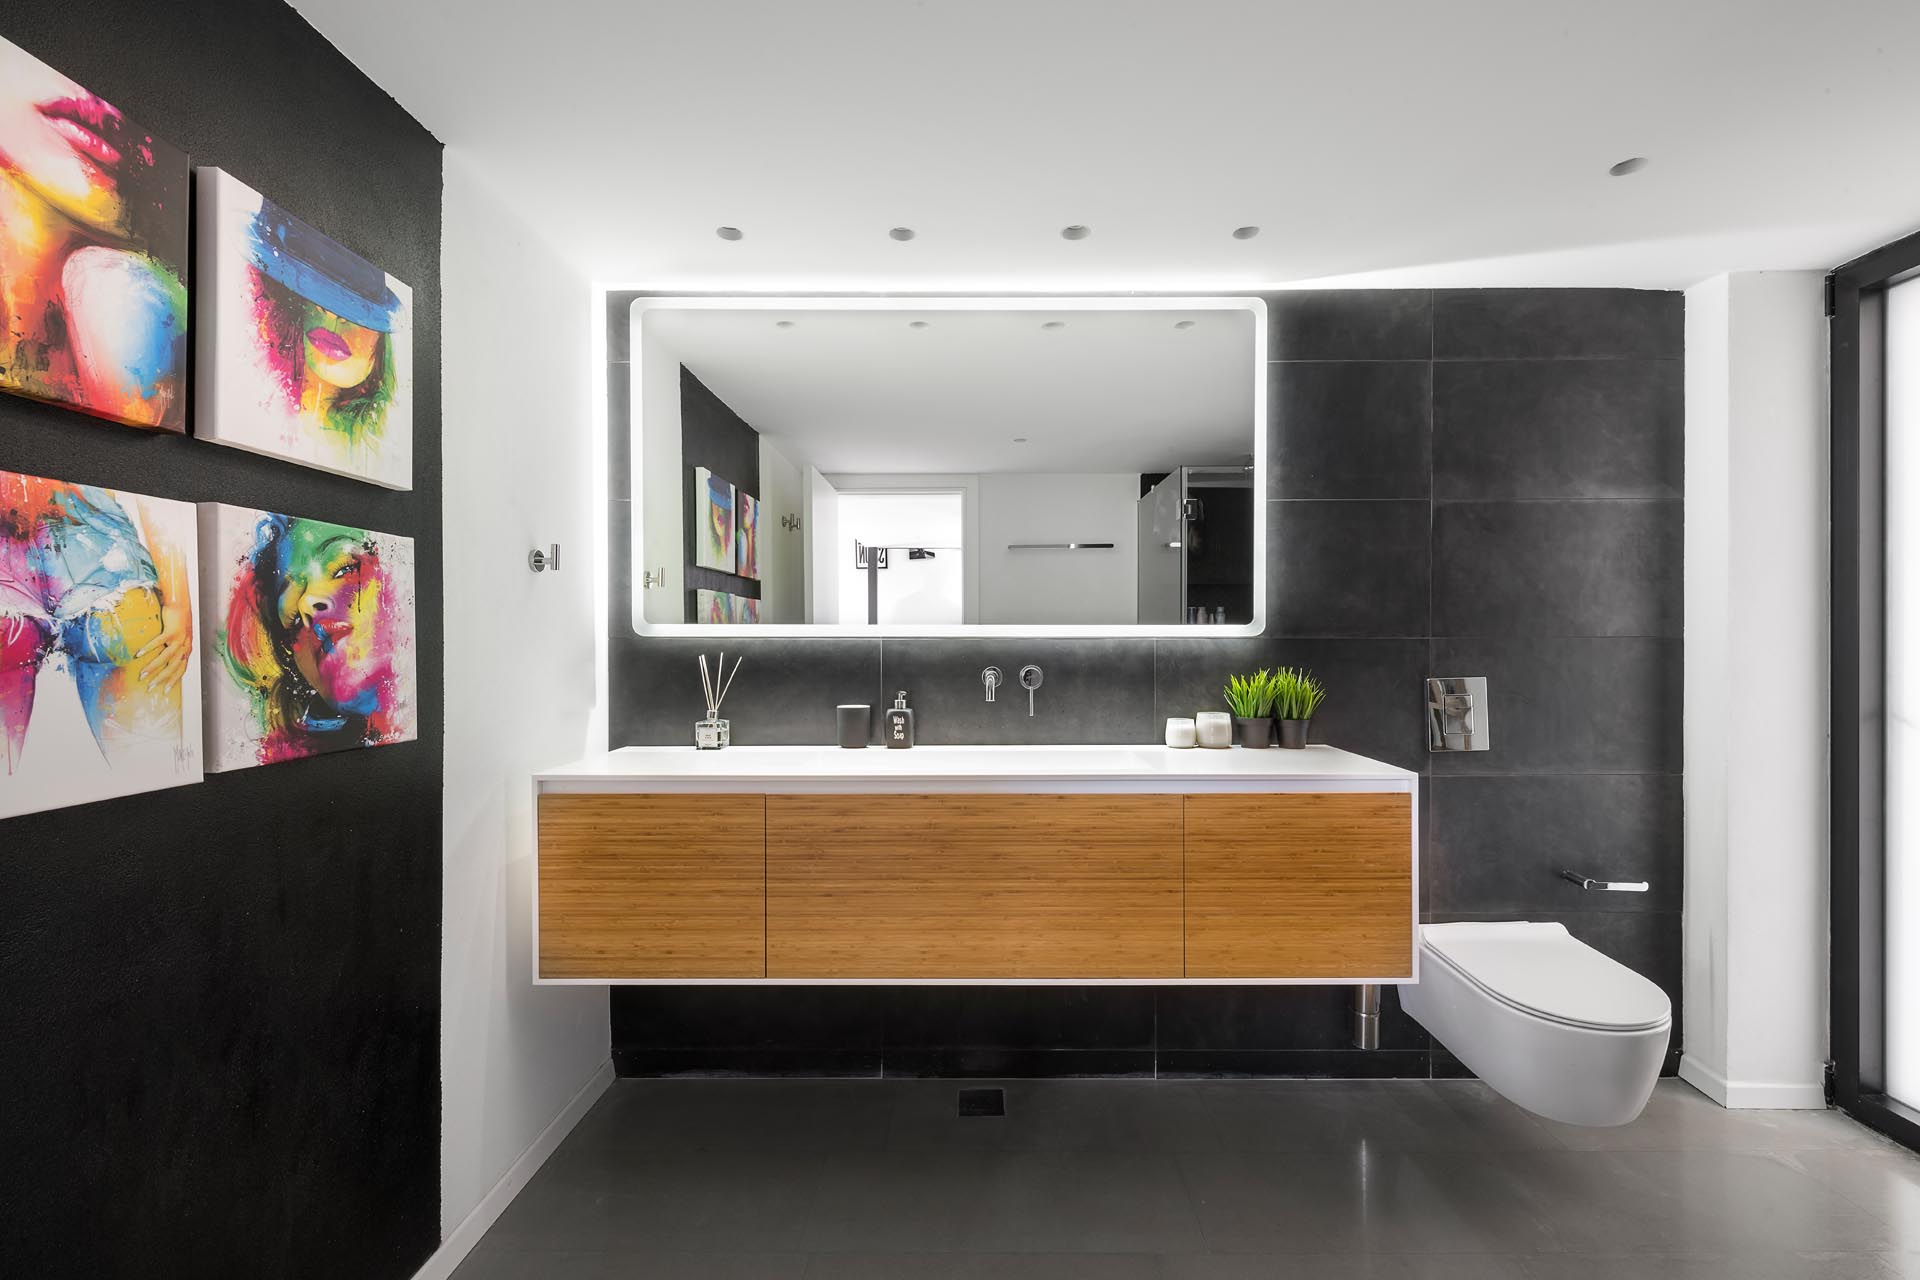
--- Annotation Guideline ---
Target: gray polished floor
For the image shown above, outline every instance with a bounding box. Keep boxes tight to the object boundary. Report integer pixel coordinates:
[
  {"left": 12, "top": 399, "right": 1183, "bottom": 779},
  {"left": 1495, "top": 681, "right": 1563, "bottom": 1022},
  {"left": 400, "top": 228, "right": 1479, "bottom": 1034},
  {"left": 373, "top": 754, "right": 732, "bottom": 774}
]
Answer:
[{"left": 453, "top": 1079, "right": 1920, "bottom": 1279}]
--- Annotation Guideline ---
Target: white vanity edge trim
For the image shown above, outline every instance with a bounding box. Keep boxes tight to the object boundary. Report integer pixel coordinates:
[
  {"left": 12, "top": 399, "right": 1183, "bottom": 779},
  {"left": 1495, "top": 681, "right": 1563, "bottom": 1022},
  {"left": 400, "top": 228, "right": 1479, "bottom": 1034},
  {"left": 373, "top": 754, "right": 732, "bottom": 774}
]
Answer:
[{"left": 529, "top": 745, "right": 1419, "bottom": 988}]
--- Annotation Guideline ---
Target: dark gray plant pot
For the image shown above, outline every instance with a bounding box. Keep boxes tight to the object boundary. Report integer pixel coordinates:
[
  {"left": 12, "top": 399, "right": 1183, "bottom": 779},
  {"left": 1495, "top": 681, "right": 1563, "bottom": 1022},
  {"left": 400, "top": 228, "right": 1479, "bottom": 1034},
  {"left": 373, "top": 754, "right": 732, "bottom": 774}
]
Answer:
[
  {"left": 1235, "top": 716, "right": 1275, "bottom": 749},
  {"left": 1277, "top": 718, "right": 1312, "bottom": 749}
]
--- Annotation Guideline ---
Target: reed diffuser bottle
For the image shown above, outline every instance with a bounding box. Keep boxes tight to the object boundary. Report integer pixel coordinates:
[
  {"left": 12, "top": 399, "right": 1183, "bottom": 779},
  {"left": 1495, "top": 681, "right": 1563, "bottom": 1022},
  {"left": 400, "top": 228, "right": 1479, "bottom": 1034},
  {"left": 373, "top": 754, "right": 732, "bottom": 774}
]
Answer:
[{"left": 695, "top": 653, "right": 742, "bottom": 749}]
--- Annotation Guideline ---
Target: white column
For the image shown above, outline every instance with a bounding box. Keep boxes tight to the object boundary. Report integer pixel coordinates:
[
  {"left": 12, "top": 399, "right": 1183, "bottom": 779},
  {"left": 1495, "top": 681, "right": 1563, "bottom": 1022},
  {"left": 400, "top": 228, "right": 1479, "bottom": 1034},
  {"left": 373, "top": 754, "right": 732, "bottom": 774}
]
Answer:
[{"left": 1682, "top": 271, "right": 1830, "bottom": 1108}]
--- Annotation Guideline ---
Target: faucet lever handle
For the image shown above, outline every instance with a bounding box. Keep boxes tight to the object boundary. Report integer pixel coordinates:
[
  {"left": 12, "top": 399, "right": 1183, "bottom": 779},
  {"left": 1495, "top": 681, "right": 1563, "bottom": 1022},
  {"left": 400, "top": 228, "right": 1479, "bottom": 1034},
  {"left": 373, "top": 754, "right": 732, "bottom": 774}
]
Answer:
[{"left": 1018, "top": 664, "right": 1043, "bottom": 717}]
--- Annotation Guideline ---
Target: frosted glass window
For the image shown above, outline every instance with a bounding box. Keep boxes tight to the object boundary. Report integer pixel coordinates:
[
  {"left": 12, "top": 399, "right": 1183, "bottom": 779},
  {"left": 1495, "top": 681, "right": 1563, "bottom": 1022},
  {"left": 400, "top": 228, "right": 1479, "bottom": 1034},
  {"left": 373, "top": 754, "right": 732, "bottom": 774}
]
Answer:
[{"left": 1886, "top": 276, "right": 1920, "bottom": 1107}]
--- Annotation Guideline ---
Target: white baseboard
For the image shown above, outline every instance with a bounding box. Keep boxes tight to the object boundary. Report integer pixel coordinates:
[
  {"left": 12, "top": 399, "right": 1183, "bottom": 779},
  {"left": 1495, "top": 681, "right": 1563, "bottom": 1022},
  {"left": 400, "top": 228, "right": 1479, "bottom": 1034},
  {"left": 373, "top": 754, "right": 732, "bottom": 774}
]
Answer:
[
  {"left": 1679, "top": 1054, "right": 1827, "bottom": 1110},
  {"left": 413, "top": 1059, "right": 616, "bottom": 1280}
]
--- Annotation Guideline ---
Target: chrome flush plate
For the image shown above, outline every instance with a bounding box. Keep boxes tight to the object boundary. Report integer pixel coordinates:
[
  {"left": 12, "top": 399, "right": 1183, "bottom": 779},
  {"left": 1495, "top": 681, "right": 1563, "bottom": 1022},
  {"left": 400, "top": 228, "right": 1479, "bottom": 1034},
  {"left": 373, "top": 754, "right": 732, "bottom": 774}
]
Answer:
[{"left": 1426, "top": 676, "right": 1490, "bottom": 752}]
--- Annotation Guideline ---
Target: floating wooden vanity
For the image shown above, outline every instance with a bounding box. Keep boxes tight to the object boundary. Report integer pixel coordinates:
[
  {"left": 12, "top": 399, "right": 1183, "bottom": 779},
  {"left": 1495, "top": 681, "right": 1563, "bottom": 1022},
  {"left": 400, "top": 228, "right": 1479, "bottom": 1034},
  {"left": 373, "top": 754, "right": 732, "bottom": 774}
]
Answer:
[{"left": 532, "top": 745, "right": 1417, "bottom": 985}]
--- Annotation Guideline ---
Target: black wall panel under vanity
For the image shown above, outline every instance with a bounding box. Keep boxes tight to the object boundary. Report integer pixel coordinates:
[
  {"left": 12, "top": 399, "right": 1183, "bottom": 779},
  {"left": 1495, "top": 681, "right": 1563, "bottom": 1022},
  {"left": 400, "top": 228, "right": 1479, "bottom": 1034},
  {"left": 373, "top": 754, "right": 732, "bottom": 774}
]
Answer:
[
  {"left": 0, "top": 4, "right": 443, "bottom": 1277},
  {"left": 604, "top": 287, "right": 1683, "bottom": 1080}
]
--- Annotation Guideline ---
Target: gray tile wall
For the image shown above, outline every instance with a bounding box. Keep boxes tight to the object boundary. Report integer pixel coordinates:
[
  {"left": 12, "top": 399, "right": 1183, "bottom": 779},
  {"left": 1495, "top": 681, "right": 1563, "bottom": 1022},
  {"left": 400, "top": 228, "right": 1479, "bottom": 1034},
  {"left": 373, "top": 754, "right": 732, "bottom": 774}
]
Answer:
[{"left": 603, "top": 288, "right": 1684, "bottom": 1078}]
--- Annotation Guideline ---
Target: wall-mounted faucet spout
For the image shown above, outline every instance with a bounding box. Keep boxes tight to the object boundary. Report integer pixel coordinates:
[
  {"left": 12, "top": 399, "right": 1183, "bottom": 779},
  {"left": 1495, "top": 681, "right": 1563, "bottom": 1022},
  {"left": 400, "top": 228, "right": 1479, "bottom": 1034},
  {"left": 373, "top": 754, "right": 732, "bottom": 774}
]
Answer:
[{"left": 981, "top": 666, "right": 1003, "bottom": 703}]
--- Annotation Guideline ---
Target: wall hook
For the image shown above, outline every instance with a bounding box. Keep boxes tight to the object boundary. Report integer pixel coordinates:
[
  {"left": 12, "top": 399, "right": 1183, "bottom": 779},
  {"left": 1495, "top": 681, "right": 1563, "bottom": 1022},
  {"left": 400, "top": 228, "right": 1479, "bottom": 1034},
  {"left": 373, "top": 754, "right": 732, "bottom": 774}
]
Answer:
[
  {"left": 781, "top": 513, "right": 802, "bottom": 532},
  {"left": 528, "top": 544, "right": 561, "bottom": 573}
]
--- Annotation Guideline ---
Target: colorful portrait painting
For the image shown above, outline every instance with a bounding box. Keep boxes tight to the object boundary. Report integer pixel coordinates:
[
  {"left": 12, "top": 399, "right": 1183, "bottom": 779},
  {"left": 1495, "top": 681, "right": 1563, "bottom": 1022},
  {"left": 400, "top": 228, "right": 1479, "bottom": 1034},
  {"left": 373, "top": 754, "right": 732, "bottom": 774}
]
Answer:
[
  {"left": 199, "top": 503, "right": 416, "bottom": 771},
  {"left": 694, "top": 589, "right": 759, "bottom": 624},
  {"left": 0, "top": 37, "right": 189, "bottom": 431},
  {"left": 196, "top": 168, "right": 413, "bottom": 489},
  {"left": 693, "top": 467, "right": 734, "bottom": 572},
  {"left": 736, "top": 491, "right": 760, "bottom": 580},
  {"left": 1, "top": 469, "right": 202, "bottom": 818}
]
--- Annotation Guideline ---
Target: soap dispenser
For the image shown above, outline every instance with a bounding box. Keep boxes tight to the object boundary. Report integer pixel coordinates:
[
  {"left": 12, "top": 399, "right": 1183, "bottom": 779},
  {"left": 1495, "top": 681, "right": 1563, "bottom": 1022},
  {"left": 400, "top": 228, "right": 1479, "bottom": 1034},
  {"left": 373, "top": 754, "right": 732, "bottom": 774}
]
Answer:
[{"left": 884, "top": 690, "right": 915, "bottom": 749}]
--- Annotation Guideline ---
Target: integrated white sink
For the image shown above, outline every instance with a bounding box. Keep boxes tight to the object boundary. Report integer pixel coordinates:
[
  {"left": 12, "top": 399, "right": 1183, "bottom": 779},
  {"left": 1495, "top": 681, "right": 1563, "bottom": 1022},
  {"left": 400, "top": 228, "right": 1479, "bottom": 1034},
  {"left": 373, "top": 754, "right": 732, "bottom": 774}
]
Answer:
[{"left": 536, "top": 742, "right": 1413, "bottom": 793}]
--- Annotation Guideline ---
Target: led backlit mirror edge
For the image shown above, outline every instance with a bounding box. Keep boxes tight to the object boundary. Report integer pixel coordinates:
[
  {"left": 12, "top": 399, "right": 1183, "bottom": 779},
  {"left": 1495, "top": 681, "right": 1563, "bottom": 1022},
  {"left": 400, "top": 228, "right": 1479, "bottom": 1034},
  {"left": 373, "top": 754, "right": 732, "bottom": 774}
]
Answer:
[{"left": 625, "top": 293, "right": 1268, "bottom": 638}]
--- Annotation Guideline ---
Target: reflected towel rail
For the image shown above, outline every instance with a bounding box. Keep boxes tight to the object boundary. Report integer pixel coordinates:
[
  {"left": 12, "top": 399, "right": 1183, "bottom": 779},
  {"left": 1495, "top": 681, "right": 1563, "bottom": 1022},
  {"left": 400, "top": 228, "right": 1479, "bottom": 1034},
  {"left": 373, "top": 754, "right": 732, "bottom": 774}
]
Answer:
[{"left": 1006, "top": 542, "right": 1116, "bottom": 551}]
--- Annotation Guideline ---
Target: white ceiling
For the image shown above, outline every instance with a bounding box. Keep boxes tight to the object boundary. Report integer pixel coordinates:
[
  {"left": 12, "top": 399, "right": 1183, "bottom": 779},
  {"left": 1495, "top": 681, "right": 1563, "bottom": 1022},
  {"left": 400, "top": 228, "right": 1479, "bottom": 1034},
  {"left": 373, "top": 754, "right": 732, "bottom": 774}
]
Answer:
[
  {"left": 647, "top": 305, "right": 1255, "bottom": 473},
  {"left": 290, "top": 0, "right": 1920, "bottom": 289}
]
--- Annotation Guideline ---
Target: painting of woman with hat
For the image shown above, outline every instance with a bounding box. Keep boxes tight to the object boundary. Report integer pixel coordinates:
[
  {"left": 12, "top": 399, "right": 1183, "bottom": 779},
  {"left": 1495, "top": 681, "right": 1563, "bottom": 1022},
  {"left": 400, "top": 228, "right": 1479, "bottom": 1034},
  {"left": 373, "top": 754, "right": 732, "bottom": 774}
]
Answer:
[{"left": 196, "top": 168, "right": 413, "bottom": 489}]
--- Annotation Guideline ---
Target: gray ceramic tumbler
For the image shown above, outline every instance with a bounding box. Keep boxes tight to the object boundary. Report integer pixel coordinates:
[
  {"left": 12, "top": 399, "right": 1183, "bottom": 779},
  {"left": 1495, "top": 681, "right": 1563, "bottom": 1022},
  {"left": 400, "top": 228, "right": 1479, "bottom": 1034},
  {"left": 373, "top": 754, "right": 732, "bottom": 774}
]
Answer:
[{"left": 837, "top": 704, "right": 871, "bottom": 749}]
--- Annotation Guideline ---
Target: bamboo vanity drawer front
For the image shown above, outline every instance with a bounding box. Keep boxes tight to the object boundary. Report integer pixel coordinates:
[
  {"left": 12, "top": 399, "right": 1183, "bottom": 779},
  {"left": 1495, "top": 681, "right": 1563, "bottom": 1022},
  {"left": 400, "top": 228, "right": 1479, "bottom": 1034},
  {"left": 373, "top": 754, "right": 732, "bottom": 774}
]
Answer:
[
  {"left": 1183, "top": 792, "right": 1413, "bottom": 979},
  {"left": 538, "top": 793, "right": 766, "bottom": 979},
  {"left": 766, "top": 794, "right": 1184, "bottom": 978}
]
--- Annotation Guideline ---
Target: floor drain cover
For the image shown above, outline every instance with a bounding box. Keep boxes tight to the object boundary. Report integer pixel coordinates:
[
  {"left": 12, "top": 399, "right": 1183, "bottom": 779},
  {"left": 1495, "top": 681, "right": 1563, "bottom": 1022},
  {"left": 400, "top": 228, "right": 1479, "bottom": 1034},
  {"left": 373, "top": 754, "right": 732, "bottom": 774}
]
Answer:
[{"left": 957, "top": 1087, "right": 1005, "bottom": 1117}]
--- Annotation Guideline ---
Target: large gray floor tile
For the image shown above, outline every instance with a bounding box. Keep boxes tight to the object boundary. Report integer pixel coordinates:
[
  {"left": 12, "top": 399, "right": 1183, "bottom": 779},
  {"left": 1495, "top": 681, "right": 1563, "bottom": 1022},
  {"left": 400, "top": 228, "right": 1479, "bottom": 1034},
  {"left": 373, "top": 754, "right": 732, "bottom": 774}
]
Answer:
[
  {"left": 1779, "top": 1147, "right": 1920, "bottom": 1241},
  {"left": 1191, "top": 1080, "right": 1563, "bottom": 1154},
  {"left": 966, "top": 1151, "right": 1203, "bottom": 1253},
  {"left": 799, "top": 1150, "right": 1000, "bottom": 1252},
  {"left": 562, "top": 1080, "right": 893, "bottom": 1154},
  {"left": 884, "top": 1079, "right": 1218, "bottom": 1154},
  {"left": 1179, "top": 1147, "right": 1562, "bottom": 1255},
  {"left": 1537, "top": 1084, "right": 1890, "bottom": 1153},
  {"left": 454, "top": 1249, "right": 807, "bottom": 1279},
  {"left": 487, "top": 1151, "right": 823, "bottom": 1253},
  {"left": 1538, "top": 1149, "right": 1897, "bottom": 1255},
  {"left": 1517, "top": 1254, "right": 1903, "bottom": 1279},
  {"left": 1161, "top": 1256, "right": 1531, "bottom": 1279},
  {"left": 803, "top": 1255, "right": 1163, "bottom": 1278}
]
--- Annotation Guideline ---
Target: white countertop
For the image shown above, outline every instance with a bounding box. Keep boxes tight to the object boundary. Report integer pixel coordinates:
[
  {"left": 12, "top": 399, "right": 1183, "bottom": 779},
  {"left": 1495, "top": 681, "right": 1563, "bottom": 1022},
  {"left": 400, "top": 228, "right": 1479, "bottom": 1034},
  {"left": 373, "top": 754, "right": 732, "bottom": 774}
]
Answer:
[{"left": 535, "top": 743, "right": 1414, "bottom": 793}]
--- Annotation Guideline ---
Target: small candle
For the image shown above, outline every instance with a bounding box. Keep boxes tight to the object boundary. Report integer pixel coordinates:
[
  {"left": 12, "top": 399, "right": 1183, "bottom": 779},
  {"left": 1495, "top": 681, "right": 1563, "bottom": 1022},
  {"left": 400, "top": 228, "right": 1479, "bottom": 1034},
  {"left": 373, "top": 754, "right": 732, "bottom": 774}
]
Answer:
[
  {"left": 1165, "top": 717, "right": 1198, "bottom": 749},
  {"left": 1196, "top": 711, "right": 1232, "bottom": 749}
]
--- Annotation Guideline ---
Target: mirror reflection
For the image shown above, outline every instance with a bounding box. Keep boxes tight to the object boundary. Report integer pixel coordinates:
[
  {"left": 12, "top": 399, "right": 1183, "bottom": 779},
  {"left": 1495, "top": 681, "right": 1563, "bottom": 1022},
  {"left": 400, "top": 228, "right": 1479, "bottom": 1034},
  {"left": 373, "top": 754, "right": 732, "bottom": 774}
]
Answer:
[{"left": 633, "top": 298, "right": 1263, "bottom": 631}]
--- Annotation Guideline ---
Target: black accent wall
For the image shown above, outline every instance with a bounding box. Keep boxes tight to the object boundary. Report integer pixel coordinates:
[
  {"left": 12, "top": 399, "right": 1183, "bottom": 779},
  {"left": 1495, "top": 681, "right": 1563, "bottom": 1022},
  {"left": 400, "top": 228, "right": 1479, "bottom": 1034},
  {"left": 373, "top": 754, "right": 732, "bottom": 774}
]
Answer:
[
  {"left": 681, "top": 366, "right": 762, "bottom": 609},
  {"left": 0, "top": 6, "right": 443, "bottom": 1277},
  {"left": 605, "top": 290, "right": 1682, "bottom": 1080}
]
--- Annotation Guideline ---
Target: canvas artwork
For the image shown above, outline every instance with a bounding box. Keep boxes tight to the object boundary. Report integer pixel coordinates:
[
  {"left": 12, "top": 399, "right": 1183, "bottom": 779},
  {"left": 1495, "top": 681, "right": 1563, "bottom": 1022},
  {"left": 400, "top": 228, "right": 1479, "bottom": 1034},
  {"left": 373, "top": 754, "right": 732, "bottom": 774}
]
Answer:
[
  {"left": 0, "top": 37, "right": 190, "bottom": 431},
  {"left": 736, "top": 491, "right": 760, "bottom": 580},
  {"left": 199, "top": 503, "right": 416, "bottom": 771},
  {"left": 694, "top": 467, "right": 734, "bottom": 571},
  {"left": 195, "top": 167, "right": 413, "bottom": 489},
  {"left": 695, "top": 589, "right": 759, "bottom": 624},
  {"left": 1, "top": 470, "right": 202, "bottom": 818}
]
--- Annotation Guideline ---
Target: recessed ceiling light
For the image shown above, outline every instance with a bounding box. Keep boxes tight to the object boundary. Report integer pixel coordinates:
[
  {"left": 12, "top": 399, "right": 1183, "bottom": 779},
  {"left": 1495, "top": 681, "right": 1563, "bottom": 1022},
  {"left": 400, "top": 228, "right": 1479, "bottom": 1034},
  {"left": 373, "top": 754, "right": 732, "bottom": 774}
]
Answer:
[
  {"left": 1174, "top": 319, "right": 1197, "bottom": 330},
  {"left": 1060, "top": 225, "right": 1091, "bottom": 241},
  {"left": 715, "top": 225, "right": 743, "bottom": 240},
  {"left": 774, "top": 320, "right": 794, "bottom": 328},
  {"left": 1041, "top": 320, "right": 1066, "bottom": 330},
  {"left": 908, "top": 320, "right": 929, "bottom": 329},
  {"left": 889, "top": 226, "right": 916, "bottom": 241},
  {"left": 1012, "top": 437, "right": 1029, "bottom": 444},
  {"left": 1608, "top": 157, "right": 1649, "bottom": 177},
  {"left": 1231, "top": 226, "right": 1260, "bottom": 240}
]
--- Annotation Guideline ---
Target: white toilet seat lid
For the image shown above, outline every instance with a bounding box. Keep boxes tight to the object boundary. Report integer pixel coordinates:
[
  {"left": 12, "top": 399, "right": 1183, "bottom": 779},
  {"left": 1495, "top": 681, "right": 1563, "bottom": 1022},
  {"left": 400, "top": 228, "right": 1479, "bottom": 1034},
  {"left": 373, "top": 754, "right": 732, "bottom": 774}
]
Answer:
[{"left": 1420, "top": 922, "right": 1672, "bottom": 1032}]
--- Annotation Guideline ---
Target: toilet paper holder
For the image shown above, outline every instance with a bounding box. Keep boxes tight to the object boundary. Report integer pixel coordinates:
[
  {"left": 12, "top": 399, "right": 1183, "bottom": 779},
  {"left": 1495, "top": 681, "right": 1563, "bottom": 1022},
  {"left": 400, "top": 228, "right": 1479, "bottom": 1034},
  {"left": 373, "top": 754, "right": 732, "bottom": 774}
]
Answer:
[{"left": 1560, "top": 869, "right": 1650, "bottom": 892}]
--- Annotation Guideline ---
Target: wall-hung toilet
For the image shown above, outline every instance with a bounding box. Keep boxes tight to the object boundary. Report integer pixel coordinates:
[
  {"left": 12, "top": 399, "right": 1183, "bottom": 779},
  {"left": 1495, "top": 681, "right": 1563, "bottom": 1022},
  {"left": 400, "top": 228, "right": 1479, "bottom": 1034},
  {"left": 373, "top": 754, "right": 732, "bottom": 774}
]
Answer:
[{"left": 1399, "top": 921, "right": 1671, "bottom": 1127}]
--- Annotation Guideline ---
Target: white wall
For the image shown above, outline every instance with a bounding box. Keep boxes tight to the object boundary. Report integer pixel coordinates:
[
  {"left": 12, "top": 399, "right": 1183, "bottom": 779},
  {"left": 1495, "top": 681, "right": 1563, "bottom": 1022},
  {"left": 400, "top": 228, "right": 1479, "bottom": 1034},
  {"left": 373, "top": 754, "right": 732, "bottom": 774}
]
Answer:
[
  {"left": 757, "top": 439, "right": 804, "bottom": 623},
  {"left": 439, "top": 154, "right": 610, "bottom": 1246},
  {"left": 978, "top": 473, "right": 1140, "bottom": 624},
  {"left": 638, "top": 317, "right": 684, "bottom": 623},
  {"left": 1682, "top": 270, "right": 1829, "bottom": 1108}
]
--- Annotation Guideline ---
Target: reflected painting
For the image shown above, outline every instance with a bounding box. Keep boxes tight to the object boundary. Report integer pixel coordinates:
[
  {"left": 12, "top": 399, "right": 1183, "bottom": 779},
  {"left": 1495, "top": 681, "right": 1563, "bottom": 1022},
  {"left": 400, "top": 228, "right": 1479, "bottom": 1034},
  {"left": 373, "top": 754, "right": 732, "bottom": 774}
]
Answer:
[
  {"left": 0, "top": 36, "right": 189, "bottom": 431},
  {"left": 736, "top": 490, "right": 760, "bottom": 580},
  {"left": 694, "top": 467, "right": 734, "bottom": 571},
  {"left": 199, "top": 503, "right": 416, "bottom": 771},
  {"left": 196, "top": 167, "right": 413, "bottom": 488},
  {"left": 696, "top": 589, "right": 758, "bottom": 624},
  {"left": 1, "top": 469, "right": 202, "bottom": 817}
]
